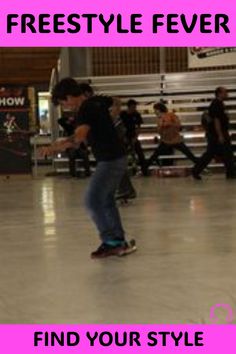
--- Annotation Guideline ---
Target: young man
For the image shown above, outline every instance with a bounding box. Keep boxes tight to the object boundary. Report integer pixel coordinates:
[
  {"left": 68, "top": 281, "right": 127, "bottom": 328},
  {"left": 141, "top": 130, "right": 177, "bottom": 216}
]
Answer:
[
  {"left": 120, "top": 99, "right": 148, "bottom": 176},
  {"left": 42, "top": 78, "right": 136, "bottom": 258},
  {"left": 192, "top": 87, "right": 235, "bottom": 180},
  {"left": 148, "top": 102, "right": 198, "bottom": 168}
]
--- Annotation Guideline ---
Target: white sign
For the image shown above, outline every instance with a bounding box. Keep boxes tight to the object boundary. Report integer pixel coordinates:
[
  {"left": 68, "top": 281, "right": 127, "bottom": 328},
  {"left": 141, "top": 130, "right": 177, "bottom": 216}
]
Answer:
[{"left": 188, "top": 47, "right": 236, "bottom": 68}]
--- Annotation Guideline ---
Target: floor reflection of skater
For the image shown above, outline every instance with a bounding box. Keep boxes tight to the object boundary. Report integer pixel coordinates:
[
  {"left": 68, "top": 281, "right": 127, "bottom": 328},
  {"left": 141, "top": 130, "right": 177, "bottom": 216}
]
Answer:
[
  {"left": 147, "top": 102, "right": 198, "bottom": 169},
  {"left": 40, "top": 78, "right": 136, "bottom": 259}
]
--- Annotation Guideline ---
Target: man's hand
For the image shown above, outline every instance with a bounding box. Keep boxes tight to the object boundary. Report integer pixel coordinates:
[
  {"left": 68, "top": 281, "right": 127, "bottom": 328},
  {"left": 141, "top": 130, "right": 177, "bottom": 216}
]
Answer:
[
  {"left": 38, "top": 138, "right": 73, "bottom": 157},
  {"left": 214, "top": 118, "right": 225, "bottom": 145},
  {"left": 218, "top": 135, "right": 225, "bottom": 144}
]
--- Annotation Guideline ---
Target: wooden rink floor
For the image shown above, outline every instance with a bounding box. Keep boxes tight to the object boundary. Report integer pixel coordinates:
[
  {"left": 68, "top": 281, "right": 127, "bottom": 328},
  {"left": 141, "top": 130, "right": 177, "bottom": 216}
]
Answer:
[{"left": 0, "top": 174, "right": 236, "bottom": 324}]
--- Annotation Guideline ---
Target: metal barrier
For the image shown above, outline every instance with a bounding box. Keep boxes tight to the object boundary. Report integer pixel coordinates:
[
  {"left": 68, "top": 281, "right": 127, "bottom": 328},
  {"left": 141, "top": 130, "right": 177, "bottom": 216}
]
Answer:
[{"left": 52, "top": 69, "right": 236, "bottom": 174}]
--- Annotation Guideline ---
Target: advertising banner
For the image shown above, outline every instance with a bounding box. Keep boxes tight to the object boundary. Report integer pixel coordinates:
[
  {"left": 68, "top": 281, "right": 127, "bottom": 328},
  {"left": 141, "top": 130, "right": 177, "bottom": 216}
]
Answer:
[
  {"left": 188, "top": 47, "right": 236, "bottom": 68},
  {"left": 0, "top": 86, "right": 32, "bottom": 174}
]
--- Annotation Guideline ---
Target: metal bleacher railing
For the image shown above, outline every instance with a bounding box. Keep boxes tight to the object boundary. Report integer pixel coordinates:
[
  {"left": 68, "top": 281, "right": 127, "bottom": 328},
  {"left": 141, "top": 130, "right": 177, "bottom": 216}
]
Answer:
[{"left": 52, "top": 69, "right": 236, "bottom": 175}]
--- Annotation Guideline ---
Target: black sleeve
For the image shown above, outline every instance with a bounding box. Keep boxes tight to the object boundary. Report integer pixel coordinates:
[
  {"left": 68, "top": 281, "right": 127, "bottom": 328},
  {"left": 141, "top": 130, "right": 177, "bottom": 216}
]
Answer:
[
  {"left": 58, "top": 118, "right": 74, "bottom": 136},
  {"left": 120, "top": 111, "right": 128, "bottom": 126},
  {"left": 57, "top": 117, "right": 67, "bottom": 129},
  {"left": 136, "top": 112, "right": 143, "bottom": 125}
]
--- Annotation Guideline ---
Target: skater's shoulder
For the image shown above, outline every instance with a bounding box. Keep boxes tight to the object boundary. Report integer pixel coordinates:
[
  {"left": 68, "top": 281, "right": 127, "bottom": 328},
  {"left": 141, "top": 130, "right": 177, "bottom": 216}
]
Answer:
[{"left": 85, "top": 95, "right": 113, "bottom": 109}]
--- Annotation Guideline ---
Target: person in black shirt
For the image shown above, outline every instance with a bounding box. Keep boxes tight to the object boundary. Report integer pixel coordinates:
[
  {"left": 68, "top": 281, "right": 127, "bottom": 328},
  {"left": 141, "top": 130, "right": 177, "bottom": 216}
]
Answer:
[
  {"left": 41, "top": 78, "right": 136, "bottom": 258},
  {"left": 120, "top": 99, "right": 148, "bottom": 176},
  {"left": 58, "top": 115, "right": 91, "bottom": 177},
  {"left": 110, "top": 98, "right": 137, "bottom": 201},
  {"left": 192, "top": 87, "right": 235, "bottom": 179}
]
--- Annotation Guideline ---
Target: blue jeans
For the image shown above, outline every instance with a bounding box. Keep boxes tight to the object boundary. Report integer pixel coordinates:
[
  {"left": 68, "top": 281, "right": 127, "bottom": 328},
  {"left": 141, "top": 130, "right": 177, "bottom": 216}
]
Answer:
[{"left": 85, "top": 157, "right": 127, "bottom": 243}]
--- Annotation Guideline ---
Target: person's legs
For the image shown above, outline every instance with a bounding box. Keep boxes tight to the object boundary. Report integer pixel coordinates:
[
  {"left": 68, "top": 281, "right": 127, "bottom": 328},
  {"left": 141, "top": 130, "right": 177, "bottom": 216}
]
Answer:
[
  {"left": 148, "top": 142, "right": 167, "bottom": 167},
  {"left": 77, "top": 147, "right": 91, "bottom": 176},
  {"left": 67, "top": 148, "right": 77, "bottom": 177},
  {"left": 104, "top": 192, "right": 126, "bottom": 240},
  {"left": 84, "top": 157, "right": 126, "bottom": 244},
  {"left": 192, "top": 143, "right": 215, "bottom": 177},
  {"left": 85, "top": 157, "right": 137, "bottom": 257},
  {"left": 134, "top": 139, "right": 148, "bottom": 175},
  {"left": 217, "top": 142, "right": 235, "bottom": 178},
  {"left": 175, "top": 142, "right": 198, "bottom": 163},
  {"left": 116, "top": 171, "right": 136, "bottom": 199}
]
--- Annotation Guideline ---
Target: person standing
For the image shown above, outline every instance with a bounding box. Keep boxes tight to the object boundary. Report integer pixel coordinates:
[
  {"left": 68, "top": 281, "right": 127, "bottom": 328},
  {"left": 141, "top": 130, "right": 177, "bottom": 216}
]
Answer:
[
  {"left": 147, "top": 102, "right": 198, "bottom": 168},
  {"left": 120, "top": 99, "right": 148, "bottom": 176},
  {"left": 192, "top": 87, "right": 235, "bottom": 180},
  {"left": 58, "top": 115, "right": 91, "bottom": 177},
  {"left": 41, "top": 78, "right": 136, "bottom": 258},
  {"left": 109, "top": 98, "right": 137, "bottom": 201}
]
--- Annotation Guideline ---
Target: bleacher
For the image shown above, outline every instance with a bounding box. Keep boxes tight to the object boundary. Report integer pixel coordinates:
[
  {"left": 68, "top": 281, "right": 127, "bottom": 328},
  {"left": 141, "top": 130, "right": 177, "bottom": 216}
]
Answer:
[{"left": 52, "top": 69, "right": 236, "bottom": 176}]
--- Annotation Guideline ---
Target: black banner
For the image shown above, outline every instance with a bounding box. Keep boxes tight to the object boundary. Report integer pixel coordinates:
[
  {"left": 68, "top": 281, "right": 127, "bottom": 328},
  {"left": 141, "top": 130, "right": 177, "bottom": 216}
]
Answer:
[{"left": 0, "top": 86, "right": 32, "bottom": 175}]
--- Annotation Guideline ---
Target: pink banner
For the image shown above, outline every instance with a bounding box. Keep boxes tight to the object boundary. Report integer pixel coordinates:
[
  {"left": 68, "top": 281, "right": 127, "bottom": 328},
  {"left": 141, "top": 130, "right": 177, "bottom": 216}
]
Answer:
[
  {"left": 0, "top": 0, "right": 236, "bottom": 46},
  {"left": 0, "top": 325, "right": 235, "bottom": 353}
]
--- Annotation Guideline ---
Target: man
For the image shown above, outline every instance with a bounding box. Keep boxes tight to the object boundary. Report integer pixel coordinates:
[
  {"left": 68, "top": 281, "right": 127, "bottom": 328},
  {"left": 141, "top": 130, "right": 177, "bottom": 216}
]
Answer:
[
  {"left": 147, "top": 102, "right": 198, "bottom": 168},
  {"left": 109, "top": 97, "right": 137, "bottom": 201},
  {"left": 120, "top": 99, "right": 148, "bottom": 176},
  {"left": 192, "top": 87, "right": 235, "bottom": 180},
  {"left": 41, "top": 78, "right": 136, "bottom": 258}
]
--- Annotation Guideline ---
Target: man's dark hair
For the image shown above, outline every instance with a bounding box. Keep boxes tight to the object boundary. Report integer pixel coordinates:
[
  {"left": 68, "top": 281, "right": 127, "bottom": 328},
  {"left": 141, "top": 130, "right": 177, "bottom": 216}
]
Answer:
[
  {"left": 51, "top": 78, "right": 83, "bottom": 106},
  {"left": 78, "top": 83, "right": 94, "bottom": 97},
  {"left": 215, "top": 86, "right": 225, "bottom": 97},
  {"left": 127, "top": 99, "right": 138, "bottom": 107},
  {"left": 153, "top": 102, "right": 168, "bottom": 113}
]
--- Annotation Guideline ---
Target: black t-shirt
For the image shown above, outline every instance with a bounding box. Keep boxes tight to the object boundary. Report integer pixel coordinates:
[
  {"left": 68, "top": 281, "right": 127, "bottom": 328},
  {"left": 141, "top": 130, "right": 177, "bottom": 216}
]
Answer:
[
  {"left": 208, "top": 98, "right": 230, "bottom": 141},
  {"left": 120, "top": 110, "right": 143, "bottom": 140},
  {"left": 76, "top": 96, "right": 126, "bottom": 161}
]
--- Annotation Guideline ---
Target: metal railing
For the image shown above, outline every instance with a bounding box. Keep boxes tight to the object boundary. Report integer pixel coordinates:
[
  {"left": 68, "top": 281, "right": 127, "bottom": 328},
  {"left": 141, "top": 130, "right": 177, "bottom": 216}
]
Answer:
[{"left": 50, "top": 69, "right": 236, "bottom": 174}]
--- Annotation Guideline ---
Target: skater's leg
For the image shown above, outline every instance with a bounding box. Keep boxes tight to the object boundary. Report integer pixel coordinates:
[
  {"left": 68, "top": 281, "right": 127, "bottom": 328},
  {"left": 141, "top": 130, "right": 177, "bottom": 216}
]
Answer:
[
  {"left": 134, "top": 139, "right": 148, "bottom": 175},
  {"left": 175, "top": 142, "right": 198, "bottom": 163},
  {"left": 148, "top": 142, "right": 166, "bottom": 167},
  {"left": 67, "top": 148, "right": 77, "bottom": 177},
  {"left": 218, "top": 142, "right": 235, "bottom": 178},
  {"left": 84, "top": 157, "right": 126, "bottom": 243},
  {"left": 192, "top": 143, "right": 215, "bottom": 177},
  {"left": 116, "top": 171, "right": 136, "bottom": 199},
  {"left": 77, "top": 147, "right": 91, "bottom": 176}
]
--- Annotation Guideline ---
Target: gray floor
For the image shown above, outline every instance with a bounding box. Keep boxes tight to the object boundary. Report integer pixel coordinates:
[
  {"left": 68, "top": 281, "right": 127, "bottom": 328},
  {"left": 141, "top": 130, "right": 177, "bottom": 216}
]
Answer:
[{"left": 0, "top": 174, "right": 236, "bottom": 324}]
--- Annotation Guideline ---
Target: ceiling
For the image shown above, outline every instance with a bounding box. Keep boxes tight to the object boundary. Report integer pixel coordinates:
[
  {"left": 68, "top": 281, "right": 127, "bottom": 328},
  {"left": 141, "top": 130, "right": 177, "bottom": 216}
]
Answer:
[{"left": 0, "top": 48, "right": 60, "bottom": 86}]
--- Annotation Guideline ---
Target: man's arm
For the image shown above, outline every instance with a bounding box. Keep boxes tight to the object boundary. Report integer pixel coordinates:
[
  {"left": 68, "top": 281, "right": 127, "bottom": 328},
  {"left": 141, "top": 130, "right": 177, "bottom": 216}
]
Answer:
[
  {"left": 39, "top": 124, "right": 90, "bottom": 156},
  {"left": 214, "top": 118, "right": 225, "bottom": 144},
  {"left": 135, "top": 113, "right": 143, "bottom": 137},
  {"left": 73, "top": 124, "right": 90, "bottom": 143}
]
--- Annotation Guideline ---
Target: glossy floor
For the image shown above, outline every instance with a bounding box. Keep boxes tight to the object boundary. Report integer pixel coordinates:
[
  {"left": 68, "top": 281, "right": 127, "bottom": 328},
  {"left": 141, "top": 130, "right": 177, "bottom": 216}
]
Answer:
[{"left": 0, "top": 175, "right": 236, "bottom": 324}]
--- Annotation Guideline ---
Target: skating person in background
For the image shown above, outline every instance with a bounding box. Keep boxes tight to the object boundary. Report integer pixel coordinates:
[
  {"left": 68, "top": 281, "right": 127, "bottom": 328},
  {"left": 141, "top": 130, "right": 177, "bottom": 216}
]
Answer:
[
  {"left": 41, "top": 78, "right": 136, "bottom": 258},
  {"left": 58, "top": 114, "right": 91, "bottom": 177},
  {"left": 120, "top": 99, "right": 148, "bottom": 176},
  {"left": 192, "top": 87, "right": 235, "bottom": 180},
  {"left": 109, "top": 98, "right": 137, "bottom": 202},
  {"left": 147, "top": 102, "right": 198, "bottom": 168}
]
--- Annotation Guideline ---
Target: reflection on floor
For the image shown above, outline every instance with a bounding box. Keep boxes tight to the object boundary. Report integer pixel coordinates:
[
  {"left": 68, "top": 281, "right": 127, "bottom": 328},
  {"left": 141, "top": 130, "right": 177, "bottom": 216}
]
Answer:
[{"left": 0, "top": 175, "right": 236, "bottom": 324}]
